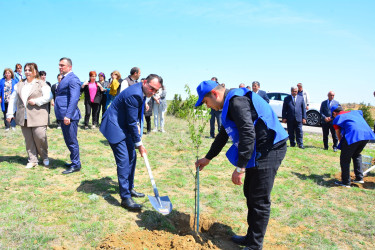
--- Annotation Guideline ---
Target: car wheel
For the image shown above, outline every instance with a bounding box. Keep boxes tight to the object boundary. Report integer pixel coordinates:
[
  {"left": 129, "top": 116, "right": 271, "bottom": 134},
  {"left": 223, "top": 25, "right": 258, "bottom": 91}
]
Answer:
[{"left": 306, "top": 110, "right": 321, "bottom": 126}]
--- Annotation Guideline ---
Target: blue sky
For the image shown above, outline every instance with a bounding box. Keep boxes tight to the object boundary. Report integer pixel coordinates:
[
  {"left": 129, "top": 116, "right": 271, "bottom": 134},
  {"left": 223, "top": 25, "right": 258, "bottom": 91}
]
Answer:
[{"left": 1, "top": 0, "right": 374, "bottom": 105}]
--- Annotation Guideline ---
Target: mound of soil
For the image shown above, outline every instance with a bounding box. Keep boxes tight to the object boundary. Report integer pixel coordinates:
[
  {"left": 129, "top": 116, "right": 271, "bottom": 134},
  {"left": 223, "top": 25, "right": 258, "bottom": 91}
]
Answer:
[
  {"left": 97, "top": 211, "right": 240, "bottom": 249},
  {"left": 334, "top": 172, "right": 375, "bottom": 189}
]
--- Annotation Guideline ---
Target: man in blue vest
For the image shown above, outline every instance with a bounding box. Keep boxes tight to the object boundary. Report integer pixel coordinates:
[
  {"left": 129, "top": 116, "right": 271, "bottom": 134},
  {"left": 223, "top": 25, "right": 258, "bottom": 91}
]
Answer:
[
  {"left": 332, "top": 105, "right": 375, "bottom": 188},
  {"left": 195, "top": 80, "right": 288, "bottom": 249},
  {"left": 100, "top": 74, "right": 163, "bottom": 211}
]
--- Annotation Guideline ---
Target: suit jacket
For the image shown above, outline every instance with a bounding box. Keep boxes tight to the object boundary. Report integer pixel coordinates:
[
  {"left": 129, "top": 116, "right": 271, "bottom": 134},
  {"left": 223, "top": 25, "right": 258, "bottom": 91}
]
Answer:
[
  {"left": 255, "top": 90, "right": 269, "bottom": 103},
  {"left": 282, "top": 94, "right": 306, "bottom": 122},
  {"left": 100, "top": 82, "right": 144, "bottom": 144},
  {"left": 54, "top": 72, "right": 81, "bottom": 120},
  {"left": 320, "top": 99, "right": 339, "bottom": 124},
  {"left": 51, "top": 83, "right": 58, "bottom": 100}
]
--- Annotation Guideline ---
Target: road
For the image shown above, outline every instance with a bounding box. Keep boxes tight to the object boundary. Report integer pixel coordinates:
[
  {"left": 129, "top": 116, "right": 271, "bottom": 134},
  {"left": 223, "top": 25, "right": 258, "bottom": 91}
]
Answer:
[{"left": 280, "top": 122, "right": 322, "bottom": 134}]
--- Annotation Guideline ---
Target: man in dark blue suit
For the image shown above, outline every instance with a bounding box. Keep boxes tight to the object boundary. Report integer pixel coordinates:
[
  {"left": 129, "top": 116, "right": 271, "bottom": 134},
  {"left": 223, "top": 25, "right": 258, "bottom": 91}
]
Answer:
[
  {"left": 100, "top": 74, "right": 163, "bottom": 211},
  {"left": 320, "top": 91, "right": 339, "bottom": 151},
  {"left": 55, "top": 57, "right": 82, "bottom": 174},
  {"left": 252, "top": 81, "right": 269, "bottom": 103},
  {"left": 282, "top": 86, "right": 306, "bottom": 148}
]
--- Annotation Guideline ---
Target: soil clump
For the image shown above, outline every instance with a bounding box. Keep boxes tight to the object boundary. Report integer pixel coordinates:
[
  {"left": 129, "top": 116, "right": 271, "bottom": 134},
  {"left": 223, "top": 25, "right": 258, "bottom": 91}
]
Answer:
[{"left": 97, "top": 211, "right": 241, "bottom": 249}]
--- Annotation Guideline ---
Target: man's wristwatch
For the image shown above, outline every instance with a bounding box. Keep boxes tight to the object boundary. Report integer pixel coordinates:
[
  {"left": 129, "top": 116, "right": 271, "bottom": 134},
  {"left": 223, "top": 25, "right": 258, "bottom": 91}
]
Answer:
[{"left": 236, "top": 167, "right": 245, "bottom": 173}]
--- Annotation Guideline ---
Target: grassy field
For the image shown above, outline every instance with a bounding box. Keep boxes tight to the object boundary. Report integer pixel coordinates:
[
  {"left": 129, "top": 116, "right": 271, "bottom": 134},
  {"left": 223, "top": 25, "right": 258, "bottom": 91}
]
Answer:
[{"left": 0, "top": 101, "right": 375, "bottom": 249}]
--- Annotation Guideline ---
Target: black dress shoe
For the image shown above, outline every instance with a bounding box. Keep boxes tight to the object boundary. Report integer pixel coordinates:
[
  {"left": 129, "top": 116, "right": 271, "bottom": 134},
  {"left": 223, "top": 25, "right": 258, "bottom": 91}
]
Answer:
[
  {"left": 298, "top": 145, "right": 305, "bottom": 149},
  {"left": 121, "top": 197, "right": 142, "bottom": 211},
  {"left": 130, "top": 189, "right": 145, "bottom": 198},
  {"left": 64, "top": 163, "right": 72, "bottom": 168},
  {"left": 333, "top": 147, "right": 338, "bottom": 152},
  {"left": 231, "top": 235, "right": 248, "bottom": 246},
  {"left": 62, "top": 166, "right": 81, "bottom": 174}
]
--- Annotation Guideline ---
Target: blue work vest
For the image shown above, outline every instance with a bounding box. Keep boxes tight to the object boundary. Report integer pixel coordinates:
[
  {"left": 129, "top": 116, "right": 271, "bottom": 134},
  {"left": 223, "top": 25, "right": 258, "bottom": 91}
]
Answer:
[
  {"left": 333, "top": 110, "right": 375, "bottom": 146},
  {"left": 221, "top": 88, "right": 288, "bottom": 168}
]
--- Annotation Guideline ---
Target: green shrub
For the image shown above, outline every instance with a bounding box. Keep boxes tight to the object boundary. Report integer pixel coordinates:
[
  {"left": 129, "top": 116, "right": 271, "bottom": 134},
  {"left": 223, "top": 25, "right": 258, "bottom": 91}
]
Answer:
[
  {"left": 358, "top": 103, "right": 374, "bottom": 127},
  {"left": 167, "top": 94, "right": 182, "bottom": 116}
]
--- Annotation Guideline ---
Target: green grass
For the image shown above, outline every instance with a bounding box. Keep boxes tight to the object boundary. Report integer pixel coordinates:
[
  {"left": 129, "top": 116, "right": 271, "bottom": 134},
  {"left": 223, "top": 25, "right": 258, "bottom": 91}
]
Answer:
[{"left": 0, "top": 101, "right": 375, "bottom": 249}]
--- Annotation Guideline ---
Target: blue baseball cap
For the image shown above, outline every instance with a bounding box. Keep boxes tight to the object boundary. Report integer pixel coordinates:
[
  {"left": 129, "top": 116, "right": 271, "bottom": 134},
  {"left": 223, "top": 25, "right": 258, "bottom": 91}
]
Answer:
[
  {"left": 195, "top": 80, "right": 218, "bottom": 107},
  {"left": 330, "top": 104, "right": 343, "bottom": 118}
]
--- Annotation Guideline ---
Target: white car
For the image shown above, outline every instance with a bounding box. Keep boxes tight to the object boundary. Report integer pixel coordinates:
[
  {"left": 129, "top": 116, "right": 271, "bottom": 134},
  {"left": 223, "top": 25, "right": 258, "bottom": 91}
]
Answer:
[{"left": 266, "top": 92, "right": 321, "bottom": 126}]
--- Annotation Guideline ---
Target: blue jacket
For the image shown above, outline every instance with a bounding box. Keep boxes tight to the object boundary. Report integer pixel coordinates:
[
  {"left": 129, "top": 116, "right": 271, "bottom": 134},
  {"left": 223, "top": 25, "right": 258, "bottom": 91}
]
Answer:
[
  {"left": 0, "top": 78, "right": 18, "bottom": 112},
  {"left": 54, "top": 72, "right": 82, "bottom": 120},
  {"left": 100, "top": 82, "right": 144, "bottom": 144},
  {"left": 255, "top": 89, "right": 270, "bottom": 103},
  {"left": 320, "top": 99, "right": 339, "bottom": 124},
  {"left": 282, "top": 94, "right": 306, "bottom": 122},
  {"left": 333, "top": 110, "right": 375, "bottom": 145},
  {"left": 222, "top": 88, "right": 288, "bottom": 168}
]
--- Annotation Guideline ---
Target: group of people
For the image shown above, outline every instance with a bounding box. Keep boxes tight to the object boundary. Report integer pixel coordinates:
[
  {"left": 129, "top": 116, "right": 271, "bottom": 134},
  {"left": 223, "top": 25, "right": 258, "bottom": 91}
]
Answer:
[
  {"left": 0, "top": 59, "right": 167, "bottom": 174},
  {"left": 2, "top": 61, "right": 375, "bottom": 250},
  {"left": 194, "top": 80, "right": 375, "bottom": 249}
]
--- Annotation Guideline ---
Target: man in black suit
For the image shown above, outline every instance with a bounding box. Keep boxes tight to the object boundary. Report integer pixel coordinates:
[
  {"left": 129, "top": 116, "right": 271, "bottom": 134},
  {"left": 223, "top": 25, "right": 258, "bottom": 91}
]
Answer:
[
  {"left": 282, "top": 86, "right": 306, "bottom": 148},
  {"left": 320, "top": 91, "right": 339, "bottom": 151},
  {"left": 252, "top": 81, "right": 269, "bottom": 103}
]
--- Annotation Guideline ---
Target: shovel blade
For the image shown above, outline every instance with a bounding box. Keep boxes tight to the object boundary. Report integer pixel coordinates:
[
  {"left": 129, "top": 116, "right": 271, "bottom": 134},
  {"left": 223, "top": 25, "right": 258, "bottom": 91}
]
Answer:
[{"left": 148, "top": 195, "right": 172, "bottom": 215}]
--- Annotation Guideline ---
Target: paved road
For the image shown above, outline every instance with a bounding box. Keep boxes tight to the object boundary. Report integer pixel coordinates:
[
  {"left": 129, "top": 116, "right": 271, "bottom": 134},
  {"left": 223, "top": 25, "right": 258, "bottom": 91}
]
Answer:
[{"left": 280, "top": 122, "right": 322, "bottom": 134}]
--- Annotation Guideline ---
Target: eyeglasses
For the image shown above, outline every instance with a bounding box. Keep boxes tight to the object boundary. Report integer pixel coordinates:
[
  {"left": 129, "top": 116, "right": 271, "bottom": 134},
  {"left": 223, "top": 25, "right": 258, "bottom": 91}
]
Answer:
[{"left": 147, "top": 82, "right": 158, "bottom": 92}]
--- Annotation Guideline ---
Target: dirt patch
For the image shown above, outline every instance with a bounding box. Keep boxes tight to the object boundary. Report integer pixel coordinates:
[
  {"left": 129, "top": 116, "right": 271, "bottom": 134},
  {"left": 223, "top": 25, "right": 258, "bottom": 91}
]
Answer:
[
  {"left": 333, "top": 172, "right": 375, "bottom": 189},
  {"left": 97, "top": 211, "right": 240, "bottom": 249}
]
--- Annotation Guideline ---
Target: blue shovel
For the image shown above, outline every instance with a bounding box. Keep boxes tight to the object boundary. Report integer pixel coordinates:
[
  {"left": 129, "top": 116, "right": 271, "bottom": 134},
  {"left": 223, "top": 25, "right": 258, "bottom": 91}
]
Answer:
[{"left": 143, "top": 154, "right": 172, "bottom": 215}]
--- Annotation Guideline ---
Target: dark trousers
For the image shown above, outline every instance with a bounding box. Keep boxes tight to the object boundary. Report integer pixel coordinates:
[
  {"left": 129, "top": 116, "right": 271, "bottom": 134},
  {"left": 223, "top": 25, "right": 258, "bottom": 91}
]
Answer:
[
  {"left": 340, "top": 139, "right": 368, "bottom": 185},
  {"left": 145, "top": 115, "right": 152, "bottom": 132},
  {"left": 61, "top": 120, "right": 81, "bottom": 167},
  {"left": 2, "top": 102, "right": 16, "bottom": 129},
  {"left": 210, "top": 109, "right": 222, "bottom": 137},
  {"left": 84, "top": 102, "right": 100, "bottom": 126},
  {"left": 109, "top": 136, "right": 137, "bottom": 199},
  {"left": 287, "top": 120, "right": 303, "bottom": 146},
  {"left": 99, "top": 95, "right": 107, "bottom": 119},
  {"left": 244, "top": 142, "right": 287, "bottom": 249},
  {"left": 322, "top": 122, "right": 338, "bottom": 149}
]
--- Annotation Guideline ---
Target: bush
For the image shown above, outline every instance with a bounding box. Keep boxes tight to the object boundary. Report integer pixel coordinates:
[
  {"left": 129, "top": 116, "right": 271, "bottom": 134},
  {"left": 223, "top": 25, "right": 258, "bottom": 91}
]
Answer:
[
  {"left": 358, "top": 103, "right": 374, "bottom": 127},
  {"left": 167, "top": 94, "right": 182, "bottom": 116},
  {"left": 167, "top": 85, "right": 208, "bottom": 119}
]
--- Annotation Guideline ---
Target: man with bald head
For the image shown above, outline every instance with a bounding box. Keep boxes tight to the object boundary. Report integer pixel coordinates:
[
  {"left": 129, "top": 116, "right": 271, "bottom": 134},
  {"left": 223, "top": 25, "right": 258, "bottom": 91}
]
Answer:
[{"left": 320, "top": 91, "right": 339, "bottom": 151}]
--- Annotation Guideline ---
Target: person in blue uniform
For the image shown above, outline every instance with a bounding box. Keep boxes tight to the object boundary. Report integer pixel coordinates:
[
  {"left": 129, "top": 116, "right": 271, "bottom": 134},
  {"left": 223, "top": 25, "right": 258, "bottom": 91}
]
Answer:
[
  {"left": 195, "top": 80, "right": 288, "bottom": 250},
  {"left": 332, "top": 105, "right": 375, "bottom": 187},
  {"left": 100, "top": 74, "right": 163, "bottom": 211}
]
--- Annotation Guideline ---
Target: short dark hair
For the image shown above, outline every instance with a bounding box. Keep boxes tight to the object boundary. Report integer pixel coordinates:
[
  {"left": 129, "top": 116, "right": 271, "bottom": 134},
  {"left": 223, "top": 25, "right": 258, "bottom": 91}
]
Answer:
[
  {"left": 146, "top": 74, "right": 163, "bottom": 87},
  {"left": 130, "top": 67, "right": 140, "bottom": 76},
  {"left": 57, "top": 73, "right": 62, "bottom": 79},
  {"left": 333, "top": 106, "right": 344, "bottom": 113},
  {"left": 60, "top": 57, "right": 72, "bottom": 66},
  {"left": 211, "top": 77, "right": 218, "bottom": 83},
  {"left": 252, "top": 81, "right": 260, "bottom": 87},
  {"left": 39, "top": 71, "right": 46, "bottom": 76}
]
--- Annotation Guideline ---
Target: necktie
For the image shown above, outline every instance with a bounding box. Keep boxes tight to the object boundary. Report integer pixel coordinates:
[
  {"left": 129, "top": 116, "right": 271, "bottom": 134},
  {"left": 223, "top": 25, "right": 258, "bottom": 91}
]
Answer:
[
  {"left": 293, "top": 97, "right": 296, "bottom": 105},
  {"left": 140, "top": 97, "right": 146, "bottom": 136}
]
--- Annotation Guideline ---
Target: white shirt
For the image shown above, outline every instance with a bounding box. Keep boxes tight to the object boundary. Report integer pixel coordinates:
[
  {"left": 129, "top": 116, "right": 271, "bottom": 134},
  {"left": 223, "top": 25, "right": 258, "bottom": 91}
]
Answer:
[{"left": 7, "top": 79, "right": 53, "bottom": 119}]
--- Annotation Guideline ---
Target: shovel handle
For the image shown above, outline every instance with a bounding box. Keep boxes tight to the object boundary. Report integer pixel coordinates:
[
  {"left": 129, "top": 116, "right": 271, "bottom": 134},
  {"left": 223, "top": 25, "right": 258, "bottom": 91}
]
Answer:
[{"left": 143, "top": 154, "right": 160, "bottom": 198}]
